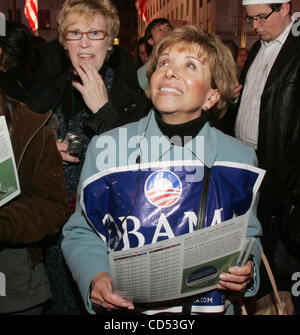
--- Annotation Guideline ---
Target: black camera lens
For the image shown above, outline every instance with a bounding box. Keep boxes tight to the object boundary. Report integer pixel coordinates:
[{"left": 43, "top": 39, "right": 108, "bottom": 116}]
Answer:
[{"left": 63, "top": 131, "right": 84, "bottom": 158}]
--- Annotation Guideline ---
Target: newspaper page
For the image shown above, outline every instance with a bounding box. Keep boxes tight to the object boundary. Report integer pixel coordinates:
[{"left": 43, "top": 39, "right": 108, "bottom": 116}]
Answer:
[
  {"left": 109, "top": 213, "right": 249, "bottom": 303},
  {"left": 0, "top": 116, "right": 20, "bottom": 207}
]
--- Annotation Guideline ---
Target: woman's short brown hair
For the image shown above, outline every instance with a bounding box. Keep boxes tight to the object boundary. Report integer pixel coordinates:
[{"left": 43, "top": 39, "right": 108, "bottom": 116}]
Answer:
[
  {"left": 57, "top": 0, "right": 120, "bottom": 49},
  {"left": 146, "top": 25, "right": 237, "bottom": 124}
]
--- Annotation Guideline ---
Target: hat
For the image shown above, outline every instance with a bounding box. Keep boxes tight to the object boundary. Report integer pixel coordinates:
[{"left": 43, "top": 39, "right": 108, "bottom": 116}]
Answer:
[{"left": 242, "top": 0, "right": 290, "bottom": 5}]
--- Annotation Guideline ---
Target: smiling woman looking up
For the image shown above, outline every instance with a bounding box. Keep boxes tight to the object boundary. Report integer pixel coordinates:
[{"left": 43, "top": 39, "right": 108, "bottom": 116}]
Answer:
[
  {"left": 62, "top": 26, "right": 264, "bottom": 315},
  {"left": 146, "top": 26, "right": 236, "bottom": 125}
]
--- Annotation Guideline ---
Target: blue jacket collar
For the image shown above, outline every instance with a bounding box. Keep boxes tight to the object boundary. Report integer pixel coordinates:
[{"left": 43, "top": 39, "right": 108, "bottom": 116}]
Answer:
[{"left": 137, "top": 110, "right": 218, "bottom": 168}]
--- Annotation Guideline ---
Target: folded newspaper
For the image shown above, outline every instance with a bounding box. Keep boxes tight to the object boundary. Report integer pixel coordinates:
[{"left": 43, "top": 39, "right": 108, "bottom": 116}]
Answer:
[
  {"left": 109, "top": 213, "right": 253, "bottom": 303},
  {"left": 0, "top": 115, "right": 20, "bottom": 207}
]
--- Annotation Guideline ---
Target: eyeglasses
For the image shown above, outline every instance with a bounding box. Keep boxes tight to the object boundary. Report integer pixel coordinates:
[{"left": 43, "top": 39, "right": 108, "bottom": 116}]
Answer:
[
  {"left": 244, "top": 9, "right": 277, "bottom": 24},
  {"left": 64, "top": 30, "right": 107, "bottom": 41}
]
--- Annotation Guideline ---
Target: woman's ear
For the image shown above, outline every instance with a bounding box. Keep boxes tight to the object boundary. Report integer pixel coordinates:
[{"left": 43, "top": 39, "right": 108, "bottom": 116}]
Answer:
[{"left": 203, "top": 89, "right": 220, "bottom": 110}]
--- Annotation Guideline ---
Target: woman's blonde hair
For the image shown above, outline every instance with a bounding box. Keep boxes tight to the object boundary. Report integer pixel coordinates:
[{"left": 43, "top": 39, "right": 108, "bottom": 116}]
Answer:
[
  {"left": 57, "top": 0, "right": 120, "bottom": 49},
  {"left": 146, "top": 25, "right": 237, "bottom": 123}
]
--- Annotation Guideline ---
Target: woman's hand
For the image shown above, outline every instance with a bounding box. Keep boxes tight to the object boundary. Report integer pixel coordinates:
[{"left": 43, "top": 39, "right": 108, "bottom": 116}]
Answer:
[
  {"left": 91, "top": 272, "right": 134, "bottom": 311},
  {"left": 217, "top": 260, "right": 254, "bottom": 292},
  {"left": 72, "top": 63, "right": 109, "bottom": 114},
  {"left": 233, "top": 80, "right": 242, "bottom": 99},
  {"left": 56, "top": 139, "right": 80, "bottom": 164}
]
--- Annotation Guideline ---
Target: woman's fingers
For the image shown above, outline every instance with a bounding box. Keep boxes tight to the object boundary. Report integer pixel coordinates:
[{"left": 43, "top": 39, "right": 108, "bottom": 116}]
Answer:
[
  {"left": 233, "top": 80, "right": 242, "bottom": 99},
  {"left": 56, "top": 139, "right": 80, "bottom": 163},
  {"left": 72, "top": 63, "right": 108, "bottom": 113},
  {"left": 217, "top": 260, "right": 253, "bottom": 292},
  {"left": 91, "top": 272, "right": 134, "bottom": 311}
]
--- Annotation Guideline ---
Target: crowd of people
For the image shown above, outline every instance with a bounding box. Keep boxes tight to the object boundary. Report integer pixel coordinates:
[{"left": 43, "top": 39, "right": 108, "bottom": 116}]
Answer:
[{"left": 0, "top": 0, "right": 299, "bottom": 316}]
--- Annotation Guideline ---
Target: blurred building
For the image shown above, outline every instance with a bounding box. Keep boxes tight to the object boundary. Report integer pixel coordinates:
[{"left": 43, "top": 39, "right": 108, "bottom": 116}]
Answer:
[
  {"left": 113, "top": 0, "right": 138, "bottom": 52},
  {"left": 137, "top": 0, "right": 300, "bottom": 49},
  {"left": 0, "top": 0, "right": 139, "bottom": 51},
  {"left": 0, "top": 0, "right": 63, "bottom": 41},
  {"left": 0, "top": 1, "right": 299, "bottom": 50}
]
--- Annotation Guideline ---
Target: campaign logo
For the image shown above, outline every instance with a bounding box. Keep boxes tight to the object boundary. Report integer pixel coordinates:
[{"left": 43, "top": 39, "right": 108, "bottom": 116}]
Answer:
[{"left": 144, "top": 170, "right": 182, "bottom": 208}]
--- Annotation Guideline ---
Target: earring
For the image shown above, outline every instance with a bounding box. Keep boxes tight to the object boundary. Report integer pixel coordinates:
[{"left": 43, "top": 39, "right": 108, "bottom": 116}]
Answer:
[{"left": 202, "top": 106, "right": 208, "bottom": 112}]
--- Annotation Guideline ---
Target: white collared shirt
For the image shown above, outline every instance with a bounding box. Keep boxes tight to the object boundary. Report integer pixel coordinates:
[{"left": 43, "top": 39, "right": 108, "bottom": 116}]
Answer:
[{"left": 235, "top": 19, "right": 294, "bottom": 150}]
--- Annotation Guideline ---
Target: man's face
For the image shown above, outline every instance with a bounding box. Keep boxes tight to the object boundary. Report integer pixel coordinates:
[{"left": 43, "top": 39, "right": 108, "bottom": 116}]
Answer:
[
  {"left": 148, "top": 23, "right": 172, "bottom": 46},
  {"left": 245, "top": 4, "right": 291, "bottom": 42}
]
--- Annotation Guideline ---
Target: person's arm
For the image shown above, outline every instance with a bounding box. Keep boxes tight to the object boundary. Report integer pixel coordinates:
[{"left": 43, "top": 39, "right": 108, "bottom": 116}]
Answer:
[
  {"left": 0, "top": 127, "right": 69, "bottom": 244},
  {"left": 83, "top": 101, "right": 120, "bottom": 136},
  {"left": 83, "top": 81, "right": 151, "bottom": 136}
]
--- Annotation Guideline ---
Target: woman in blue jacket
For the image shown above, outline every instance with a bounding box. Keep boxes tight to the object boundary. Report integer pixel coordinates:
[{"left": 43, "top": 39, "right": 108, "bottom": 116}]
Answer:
[{"left": 62, "top": 26, "right": 263, "bottom": 315}]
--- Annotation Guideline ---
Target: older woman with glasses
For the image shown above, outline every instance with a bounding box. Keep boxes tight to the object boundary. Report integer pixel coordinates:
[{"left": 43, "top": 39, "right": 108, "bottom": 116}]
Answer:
[
  {"left": 54, "top": 0, "right": 149, "bottom": 164},
  {"left": 30, "top": 0, "right": 150, "bottom": 315},
  {"left": 62, "top": 26, "right": 263, "bottom": 315}
]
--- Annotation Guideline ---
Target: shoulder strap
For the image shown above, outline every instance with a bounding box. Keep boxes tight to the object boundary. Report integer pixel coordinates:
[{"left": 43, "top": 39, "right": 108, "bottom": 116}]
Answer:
[
  {"left": 240, "top": 250, "right": 285, "bottom": 315},
  {"left": 196, "top": 165, "right": 211, "bottom": 230}
]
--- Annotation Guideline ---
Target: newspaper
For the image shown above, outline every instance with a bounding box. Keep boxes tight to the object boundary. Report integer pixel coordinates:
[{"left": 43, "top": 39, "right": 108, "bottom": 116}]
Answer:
[
  {"left": 0, "top": 116, "right": 20, "bottom": 207},
  {"left": 109, "top": 213, "right": 250, "bottom": 303}
]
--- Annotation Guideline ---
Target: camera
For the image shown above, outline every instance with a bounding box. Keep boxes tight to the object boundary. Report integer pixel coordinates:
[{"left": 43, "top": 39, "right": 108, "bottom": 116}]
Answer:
[{"left": 63, "top": 131, "right": 84, "bottom": 158}]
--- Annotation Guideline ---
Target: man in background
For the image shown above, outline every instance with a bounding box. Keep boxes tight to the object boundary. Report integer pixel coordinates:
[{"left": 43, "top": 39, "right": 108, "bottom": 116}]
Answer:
[
  {"left": 220, "top": 0, "right": 300, "bottom": 313},
  {"left": 137, "top": 18, "right": 172, "bottom": 90}
]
